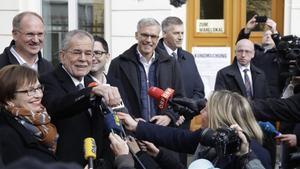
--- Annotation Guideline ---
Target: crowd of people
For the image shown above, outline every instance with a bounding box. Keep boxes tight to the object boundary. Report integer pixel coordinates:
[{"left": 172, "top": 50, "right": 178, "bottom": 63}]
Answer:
[{"left": 0, "top": 11, "right": 299, "bottom": 169}]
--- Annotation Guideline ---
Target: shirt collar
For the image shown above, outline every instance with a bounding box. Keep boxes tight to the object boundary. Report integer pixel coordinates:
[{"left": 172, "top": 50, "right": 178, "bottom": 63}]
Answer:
[
  {"left": 136, "top": 47, "right": 156, "bottom": 64},
  {"left": 237, "top": 62, "right": 251, "bottom": 72},
  {"left": 163, "top": 42, "right": 178, "bottom": 56},
  {"left": 10, "top": 46, "right": 39, "bottom": 71},
  {"left": 62, "top": 65, "right": 85, "bottom": 87}
]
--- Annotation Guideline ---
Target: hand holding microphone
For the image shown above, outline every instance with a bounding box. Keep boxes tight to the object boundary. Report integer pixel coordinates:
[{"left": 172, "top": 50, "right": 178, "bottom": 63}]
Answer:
[
  {"left": 88, "top": 82, "right": 122, "bottom": 107},
  {"left": 116, "top": 112, "right": 138, "bottom": 132}
]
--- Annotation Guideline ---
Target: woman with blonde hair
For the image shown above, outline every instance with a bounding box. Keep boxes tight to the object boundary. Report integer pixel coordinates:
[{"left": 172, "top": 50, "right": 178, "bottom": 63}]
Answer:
[
  {"left": 117, "top": 90, "right": 271, "bottom": 169},
  {"left": 204, "top": 90, "right": 263, "bottom": 143}
]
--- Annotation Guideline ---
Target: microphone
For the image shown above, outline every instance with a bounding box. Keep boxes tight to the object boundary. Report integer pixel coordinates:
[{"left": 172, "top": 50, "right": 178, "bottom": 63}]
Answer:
[
  {"left": 188, "top": 159, "right": 216, "bottom": 169},
  {"left": 148, "top": 87, "right": 206, "bottom": 119},
  {"left": 148, "top": 86, "right": 174, "bottom": 109},
  {"left": 88, "top": 82, "right": 126, "bottom": 137},
  {"left": 84, "top": 137, "right": 97, "bottom": 169},
  {"left": 258, "top": 121, "right": 281, "bottom": 137}
]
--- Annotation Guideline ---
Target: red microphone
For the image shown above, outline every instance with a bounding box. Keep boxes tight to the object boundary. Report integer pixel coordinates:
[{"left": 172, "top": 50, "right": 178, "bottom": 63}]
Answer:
[{"left": 148, "top": 87, "right": 174, "bottom": 110}]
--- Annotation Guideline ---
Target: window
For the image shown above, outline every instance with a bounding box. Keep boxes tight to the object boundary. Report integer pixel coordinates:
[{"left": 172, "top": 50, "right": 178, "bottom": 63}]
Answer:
[
  {"left": 197, "top": 0, "right": 225, "bottom": 33},
  {"left": 246, "top": 0, "right": 272, "bottom": 31},
  {"left": 42, "top": 0, "right": 105, "bottom": 66}
]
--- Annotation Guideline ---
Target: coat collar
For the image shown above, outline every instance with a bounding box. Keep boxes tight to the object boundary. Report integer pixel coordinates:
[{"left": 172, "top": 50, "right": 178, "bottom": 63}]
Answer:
[
  {"left": 157, "top": 38, "right": 186, "bottom": 60},
  {"left": 6, "top": 40, "right": 48, "bottom": 73},
  {"left": 54, "top": 64, "right": 94, "bottom": 92}
]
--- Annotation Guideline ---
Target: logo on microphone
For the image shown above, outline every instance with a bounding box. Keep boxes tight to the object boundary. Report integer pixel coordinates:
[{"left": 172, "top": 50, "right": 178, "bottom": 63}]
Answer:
[{"left": 158, "top": 88, "right": 174, "bottom": 109}]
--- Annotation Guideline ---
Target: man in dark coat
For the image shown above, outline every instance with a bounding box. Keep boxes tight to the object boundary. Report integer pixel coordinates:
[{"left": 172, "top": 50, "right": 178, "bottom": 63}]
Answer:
[
  {"left": 107, "top": 18, "right": 185, "bottom": 126},
  {"left": 236, "top": 15, "right": 284, "bottom": 98},
  {"left": 215, "top": 39, "right": 269, "bottom": 99},
  {"left": 39, "top": 30, "right": 122, "bottom": 168},
  {"left": 0, "top": 11, "right": 53, "bottom": 75},
  {"left": 156, "top": 16, "right": 205, "bottom": 165}
]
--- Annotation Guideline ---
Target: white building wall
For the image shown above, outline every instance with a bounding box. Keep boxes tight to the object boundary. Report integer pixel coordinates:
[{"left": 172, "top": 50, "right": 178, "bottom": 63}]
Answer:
[
  {"left": 109, "top": 0, "right": 187, "bottom": 58},
  {"left": 284, "top": 0, "right": 300, "bottom": 36},
  {"left": 0, "top": 0, "right": 42, "bottom": 52}
]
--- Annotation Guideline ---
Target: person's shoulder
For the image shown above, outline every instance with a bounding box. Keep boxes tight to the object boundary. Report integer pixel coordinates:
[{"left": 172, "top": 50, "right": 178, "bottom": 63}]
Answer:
[{"left": 250, "top": 64, "right": 265, "bottom": 74}]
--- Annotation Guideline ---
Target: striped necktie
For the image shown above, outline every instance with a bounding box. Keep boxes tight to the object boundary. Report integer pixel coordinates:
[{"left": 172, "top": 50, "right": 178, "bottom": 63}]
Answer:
[{"left": 243, "top": 69, "right": 252, "bottom": 99}]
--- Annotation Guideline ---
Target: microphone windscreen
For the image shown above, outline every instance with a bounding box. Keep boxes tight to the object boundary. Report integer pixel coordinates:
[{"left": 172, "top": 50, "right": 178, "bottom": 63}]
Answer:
[
  {"left": 84, "top": 137, "right": 97, "bottom": 160},
  {"left": 148, "top": 87, "right": 164, "bottom": 100},
  {"left": 258, "top": 121, "right": 281, "bottom": 136},
  {"left": 88, "top": 82, "right": 98, "bottom": 88},
  {"left": 188, "top": 159, "right": 217, "bottom": 169}
]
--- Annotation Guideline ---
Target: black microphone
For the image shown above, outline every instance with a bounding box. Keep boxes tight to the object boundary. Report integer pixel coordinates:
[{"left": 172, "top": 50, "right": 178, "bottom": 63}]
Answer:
[
  {"left": 88, "top": 82, "right": 126, "bottom": 137},
  {"left": 148, "top": 86, "right": 206, "bottom": 119}
]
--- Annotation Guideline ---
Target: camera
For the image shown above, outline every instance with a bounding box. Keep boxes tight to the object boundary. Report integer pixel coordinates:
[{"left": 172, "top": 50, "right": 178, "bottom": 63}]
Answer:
[
  {"left": 200, "top": 127, "right": 241, "bottom": 158},
  {"left": 255, "top": 16, "right": 267, "bottom": 23},
  {"left": 277, "top": 35, "right": 300, "bottom": 77}
]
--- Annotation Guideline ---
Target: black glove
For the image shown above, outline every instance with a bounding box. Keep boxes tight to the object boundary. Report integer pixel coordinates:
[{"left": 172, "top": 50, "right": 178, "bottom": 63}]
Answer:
[{"left": 171, "top": 97, "right": 207, "bottom": 119}]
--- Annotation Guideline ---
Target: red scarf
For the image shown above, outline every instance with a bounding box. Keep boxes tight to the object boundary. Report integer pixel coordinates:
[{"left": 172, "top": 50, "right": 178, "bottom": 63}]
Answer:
[{"left": 6, "top": 105, "right": 58, "bottom": 153}]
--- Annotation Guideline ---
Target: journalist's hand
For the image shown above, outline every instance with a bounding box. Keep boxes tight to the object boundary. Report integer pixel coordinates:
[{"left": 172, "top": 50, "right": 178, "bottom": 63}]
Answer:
[
  {"left": 150, "top": 115, "right": 171, "bottom": 126},
  {"left": 245, "top": 15, "right": 258, "bottom": 34},
  {"left": 230, "top": 124, "right": 250, "bottom": 156},
  {"left": 138, "top": 140, "right": 160, "bottom": 157},
  {"left": 117, "top": 112, "right": 138, "bottom": 131},
  {"left": 126, "top": 136, "right": 141, "bottom": 154},
  {"left": 276, "top": 134, "right": 297, "bottom": 147},
  {"left": 109, "top": 132, "right": 129, "bottom": 156},
  {"left": 91, "top": 84, "right": 122, "bottom": 107},
  {"left": 176, "top": 115, "right": 185, "bottom": 126},
  {"left": 266, "top": 18, "right": 277, "bottom": 34}
]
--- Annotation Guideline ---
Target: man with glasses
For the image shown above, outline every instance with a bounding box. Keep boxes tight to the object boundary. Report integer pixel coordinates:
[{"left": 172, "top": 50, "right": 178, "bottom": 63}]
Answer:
[
  {"left": 0, "top": 11, "right": 53, "bottom": 74},
  {"left": 89, "top": 36, "right": 110, "bottom": 84},
  {"left": 108, "top": 18, "right": 185, "bottom": 127},
  {"left": 214, "top": 39, "right": 269, "bottom": 99},
  {"left": 39, "top": 30, "right": 121, "bottom": 168}
]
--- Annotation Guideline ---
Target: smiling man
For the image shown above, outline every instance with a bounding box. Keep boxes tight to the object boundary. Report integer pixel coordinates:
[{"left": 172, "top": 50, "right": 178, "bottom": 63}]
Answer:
[
  {"left": 107, "top": 18, "right": 185, "bottom": 167},
  {"left": 39, "top": 30, "right": 121, "bottom": 168},
  {"left": 0, "top": 11, "right": 53, "bottom": 74},
  {"left": 108, "top": 18, "right": 185, "bottom": 126}
]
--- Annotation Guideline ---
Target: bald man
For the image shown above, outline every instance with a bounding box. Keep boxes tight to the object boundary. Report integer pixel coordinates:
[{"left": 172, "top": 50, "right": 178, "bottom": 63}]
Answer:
[{"left": 214, "top": 39, "right": 270, "bottom": 99}]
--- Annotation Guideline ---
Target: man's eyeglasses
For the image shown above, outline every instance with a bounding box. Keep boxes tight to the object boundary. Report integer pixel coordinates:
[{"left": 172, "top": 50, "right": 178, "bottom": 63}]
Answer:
[
  {"left": 15, "top": 85, "right": 44, "bottom": 96},
  {"left": 16, "top": 30, "right": 44, "bottom": 39},
  {"left": 67, "top": 49, "right": 94, "bottom": 58},
  {"left": 236, "top": 49, "right": 253, "bottom": 55},
  {"left": 140, "top": 33, "right": 159, "bottom": 40},
  {"left": 94, "top": 50, "right": 108, "bottom": 58}
]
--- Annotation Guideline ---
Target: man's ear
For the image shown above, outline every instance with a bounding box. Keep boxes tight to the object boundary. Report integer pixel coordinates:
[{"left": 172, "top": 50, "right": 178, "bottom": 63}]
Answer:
[
  {"left": 12, "top": 30, "right": 18, "bottom": 41},
  {"left": 162, "top": 31, "right": 167, "bottom": 38},
  {"left": 59, "top": 50, "right": 65, "bottom": 63},
  {"left": 135, "top": 32, "right": 138, "bottom": 40}
]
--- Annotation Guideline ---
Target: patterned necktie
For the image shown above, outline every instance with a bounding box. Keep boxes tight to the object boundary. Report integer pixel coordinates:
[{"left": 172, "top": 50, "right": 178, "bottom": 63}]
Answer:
[
  {"left": 243, "top": 69, "right": 252, "bottom": 99},
  {"left": 172, "top": 52, "right": 178, "bottom": 60},
  {"left": 77, "top": 83, "right": 84, "bottom": 90}
]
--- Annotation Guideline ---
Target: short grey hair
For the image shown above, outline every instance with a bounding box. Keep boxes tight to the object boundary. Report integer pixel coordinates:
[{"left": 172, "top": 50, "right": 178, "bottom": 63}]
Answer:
[
  {"left": 161, "top": 16, "right": 183, "bottom": 32},
  {"left": 61, "top": 30, "right": 94, "bottom": 51},
  {"left": 12, "top": 11, "right": 44, "bottom": 31},
  {"left": 137, "top": 18, "right": 161, "bottom": 32}
]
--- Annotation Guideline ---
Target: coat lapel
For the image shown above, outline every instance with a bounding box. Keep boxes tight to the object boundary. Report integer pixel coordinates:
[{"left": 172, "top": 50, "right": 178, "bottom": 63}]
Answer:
[{"left": 230, "top": 62, "right": 248, "bottom": 96}]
